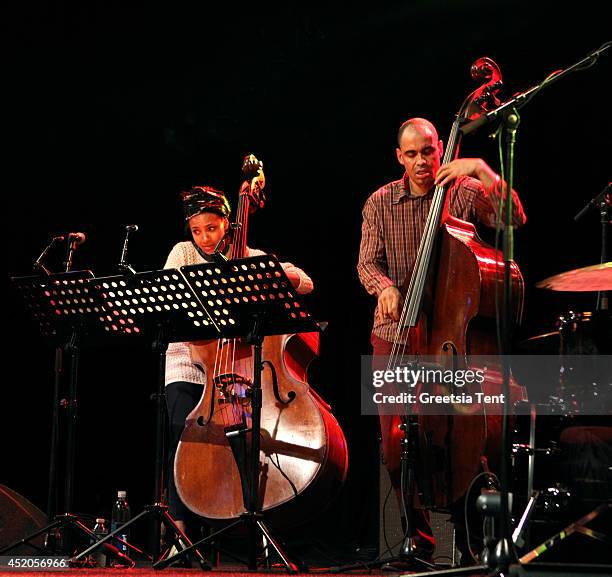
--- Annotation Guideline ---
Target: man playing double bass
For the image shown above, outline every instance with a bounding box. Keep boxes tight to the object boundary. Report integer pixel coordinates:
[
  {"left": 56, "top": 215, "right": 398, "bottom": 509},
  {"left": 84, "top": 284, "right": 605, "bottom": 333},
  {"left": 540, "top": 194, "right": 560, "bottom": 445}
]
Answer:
[{"left": 357, "top": 117, "right": 526, "bottom": 566}]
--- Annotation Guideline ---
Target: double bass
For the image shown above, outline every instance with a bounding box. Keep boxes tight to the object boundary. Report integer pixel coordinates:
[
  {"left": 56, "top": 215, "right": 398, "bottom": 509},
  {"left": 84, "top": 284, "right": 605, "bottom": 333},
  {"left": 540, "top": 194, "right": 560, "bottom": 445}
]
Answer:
[
  {"left": 389, "top": 59, "right": 525, "bottom": 508},
  {"left": 174, "top": 156, "right": 348, "bottom": 525}
]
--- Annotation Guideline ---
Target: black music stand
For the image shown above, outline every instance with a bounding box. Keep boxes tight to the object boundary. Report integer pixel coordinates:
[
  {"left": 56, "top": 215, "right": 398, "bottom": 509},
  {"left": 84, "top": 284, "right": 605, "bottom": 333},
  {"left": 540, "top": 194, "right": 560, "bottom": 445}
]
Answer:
[
  {"left": 71, "top": 268, "right": 218, "bottom": 568},
  {"left": 153, "top": 255, "right": 321, "bottom": 573},
  {"left": 3, "top": 271, "right": 132, "bottom": 565}
]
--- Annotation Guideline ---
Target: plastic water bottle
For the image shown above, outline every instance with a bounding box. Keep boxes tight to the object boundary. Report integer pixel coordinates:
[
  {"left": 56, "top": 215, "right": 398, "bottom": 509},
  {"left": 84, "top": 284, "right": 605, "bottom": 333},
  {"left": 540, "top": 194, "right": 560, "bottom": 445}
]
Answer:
[
  {"left": 110, "top": 490, "right": 131, "bottom": 557},
  {"left": 92, "top": 518, "right": 108, "bottom": 567}
]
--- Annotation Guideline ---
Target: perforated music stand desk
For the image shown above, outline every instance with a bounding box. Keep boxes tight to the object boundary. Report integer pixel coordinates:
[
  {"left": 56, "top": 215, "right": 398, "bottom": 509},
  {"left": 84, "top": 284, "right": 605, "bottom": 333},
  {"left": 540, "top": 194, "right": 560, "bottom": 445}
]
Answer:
[
  {"left": 180, "top": 254, "right": 319, "bottom": 337},
  {"left": 11, "top": 270, "right": 97, "bottom": 341},
  {"left": 154, "top": 254, "right": 320, "bottom": 572},
  {"left": 88, "top": 267, "right": 219, "bottom": 342},
  {"left": 87, "top": 255, "right": 318, "bottom": 341}
]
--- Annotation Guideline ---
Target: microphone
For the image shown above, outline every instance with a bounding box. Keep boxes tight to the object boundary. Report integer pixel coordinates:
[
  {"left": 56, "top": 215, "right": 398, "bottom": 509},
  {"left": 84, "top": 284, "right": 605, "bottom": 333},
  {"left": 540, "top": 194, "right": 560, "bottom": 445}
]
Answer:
[
  {"left": 64, "top": 232, "right": 86, "bottom": 272},
  {"left": 68, "top": 232, "right": 87, "bottom": 245},
  {"left": 574, "top": 183, "right": 612, "bottom": 221},
  {"left": 118, "top": 224, "right": 139, "bottom": 274}
]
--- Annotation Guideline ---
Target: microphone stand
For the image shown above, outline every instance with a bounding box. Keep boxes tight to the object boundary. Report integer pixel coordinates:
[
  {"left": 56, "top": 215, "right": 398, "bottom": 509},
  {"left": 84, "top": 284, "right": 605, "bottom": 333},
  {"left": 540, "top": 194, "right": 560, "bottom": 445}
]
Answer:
[
  {"left": 458, "top": 42, "right": 611, "bottom": 577},
  {"left": 118, "top": 225, "right": 139, "bottom": 274},
  {"left": 461, "top": 42, "right": 610, "bottom": 137},
  {"left": 596, "top": 197, "right": 609, "bottom": 311},
  {"left": 34, "top": 236, "right": 64, "bottom": 275},
  {"left": 33, "top": 234, "right": 64, "bottom": 518},
  {"left": 574, "top": 184, "right": 610, "bottom": 311},
  {"left": 37, "top": 232, "right": 77, "bottom": 525},
  {"left": 63, "top": 238, "right": 79, "bottom": 273},
  {"left": 460, "top": 42, "right": 612, "bottom": 135},
  {"left": 494, "top": 106, "right": 520, "bottom": 573}
]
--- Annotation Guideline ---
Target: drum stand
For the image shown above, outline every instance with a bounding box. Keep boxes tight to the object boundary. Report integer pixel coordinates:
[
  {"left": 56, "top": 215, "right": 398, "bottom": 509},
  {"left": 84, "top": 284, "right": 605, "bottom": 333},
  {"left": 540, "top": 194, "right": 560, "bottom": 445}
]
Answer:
[
  {"left": 517, "top": 501, "right": 612, "bottom": 566},
  {"left": 508, "top": 404, "right": 612, "bottom": 566}
]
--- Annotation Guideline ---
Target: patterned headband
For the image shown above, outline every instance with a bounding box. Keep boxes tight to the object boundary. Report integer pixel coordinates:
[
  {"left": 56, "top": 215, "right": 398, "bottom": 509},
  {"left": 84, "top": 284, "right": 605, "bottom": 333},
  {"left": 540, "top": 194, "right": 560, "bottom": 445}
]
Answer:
[{"left": 180, "top": 186, "right": 231, "bottom": 221}]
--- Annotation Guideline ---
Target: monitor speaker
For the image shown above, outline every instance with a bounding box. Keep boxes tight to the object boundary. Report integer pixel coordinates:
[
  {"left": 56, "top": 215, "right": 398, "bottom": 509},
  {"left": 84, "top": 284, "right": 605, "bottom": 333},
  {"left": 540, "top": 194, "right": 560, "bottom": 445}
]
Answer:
[
  {"left": 0, "top": 485, "right": 48, "bottom": 554},
  {"left": 379, "top": 461, "right": 457, "bottom": 565}
]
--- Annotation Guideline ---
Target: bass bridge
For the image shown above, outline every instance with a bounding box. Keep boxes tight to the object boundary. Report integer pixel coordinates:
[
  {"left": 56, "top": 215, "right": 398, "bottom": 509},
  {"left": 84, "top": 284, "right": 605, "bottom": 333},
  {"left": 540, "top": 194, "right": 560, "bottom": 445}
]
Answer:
[{"left": 213, "top": 373, "right": 253, "bottom": 406}]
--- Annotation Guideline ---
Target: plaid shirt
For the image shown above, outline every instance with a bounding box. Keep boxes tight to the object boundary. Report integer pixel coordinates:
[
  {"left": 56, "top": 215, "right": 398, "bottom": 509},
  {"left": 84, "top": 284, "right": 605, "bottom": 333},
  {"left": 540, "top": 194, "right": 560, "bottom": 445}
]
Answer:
[{"left": 357, "top": 174, "right": 526, "bottom": 342}]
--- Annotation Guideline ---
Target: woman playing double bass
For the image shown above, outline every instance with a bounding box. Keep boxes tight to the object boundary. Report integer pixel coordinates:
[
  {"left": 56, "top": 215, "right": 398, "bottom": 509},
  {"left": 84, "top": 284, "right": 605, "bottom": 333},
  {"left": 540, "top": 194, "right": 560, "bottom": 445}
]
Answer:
[
  {"left": 164, "top": 185, "right": 313, "bottom": 537},
  {"left": 357, "top": 117, "right": 526, "bottom": 565}
]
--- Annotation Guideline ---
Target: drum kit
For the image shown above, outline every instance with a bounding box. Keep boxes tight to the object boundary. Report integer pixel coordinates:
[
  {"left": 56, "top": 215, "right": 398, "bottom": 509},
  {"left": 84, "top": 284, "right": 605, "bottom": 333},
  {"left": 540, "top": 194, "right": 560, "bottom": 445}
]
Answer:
[{"left": 511, "top": 262, "right": 612, "bottom": 561}]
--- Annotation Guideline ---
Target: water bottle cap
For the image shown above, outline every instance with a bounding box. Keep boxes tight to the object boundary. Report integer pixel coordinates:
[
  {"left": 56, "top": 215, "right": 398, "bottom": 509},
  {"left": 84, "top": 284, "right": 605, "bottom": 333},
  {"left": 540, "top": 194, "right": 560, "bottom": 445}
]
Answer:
[{"left": 117, "top": 490, "right": 127, "bottom": 499}]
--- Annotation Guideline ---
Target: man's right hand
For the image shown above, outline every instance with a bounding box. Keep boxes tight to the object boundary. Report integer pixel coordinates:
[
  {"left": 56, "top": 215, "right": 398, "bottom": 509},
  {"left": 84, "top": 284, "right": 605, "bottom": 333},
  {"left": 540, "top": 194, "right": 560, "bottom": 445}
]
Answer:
[{"left": 377, "top": 285, "right": 402, "bottom": 322}]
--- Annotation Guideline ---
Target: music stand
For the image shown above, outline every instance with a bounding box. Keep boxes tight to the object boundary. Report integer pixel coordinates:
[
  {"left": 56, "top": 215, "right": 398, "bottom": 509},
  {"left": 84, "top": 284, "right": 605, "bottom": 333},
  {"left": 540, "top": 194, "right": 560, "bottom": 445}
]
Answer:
[
  {"left": 71, "top": 267, "right": 218, "bottom": 568},
  {"left": 153, "top": 255, "right": 320, "bottom": 572},
  {"left": 3, "top": 271, "right": 132, "bottom": 565}
]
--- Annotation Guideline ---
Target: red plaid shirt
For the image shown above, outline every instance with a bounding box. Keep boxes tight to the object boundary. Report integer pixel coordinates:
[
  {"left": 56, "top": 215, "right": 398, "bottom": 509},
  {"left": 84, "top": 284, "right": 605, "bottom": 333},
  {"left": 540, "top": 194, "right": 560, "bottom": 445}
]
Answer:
[{"left": 357, "top": 174, "right": 526, "bottom": 342}]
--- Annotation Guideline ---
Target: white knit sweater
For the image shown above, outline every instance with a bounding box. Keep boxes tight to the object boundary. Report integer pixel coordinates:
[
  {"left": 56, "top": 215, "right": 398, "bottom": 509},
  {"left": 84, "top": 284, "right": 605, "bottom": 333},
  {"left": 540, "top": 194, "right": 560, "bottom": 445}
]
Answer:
[{"left": 163, "top": 241, "right": 314, "bottom": 386}]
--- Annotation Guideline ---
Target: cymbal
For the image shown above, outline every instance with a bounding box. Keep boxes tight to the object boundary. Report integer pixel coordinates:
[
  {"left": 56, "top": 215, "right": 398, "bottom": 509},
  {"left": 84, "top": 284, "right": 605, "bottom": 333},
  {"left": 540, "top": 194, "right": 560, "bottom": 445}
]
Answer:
[
  {"left": 517, "top": 331, "right": 560, "bottom": 353},
  {"left": 536, "top": 262, "right": 612, "bottom": 292}
]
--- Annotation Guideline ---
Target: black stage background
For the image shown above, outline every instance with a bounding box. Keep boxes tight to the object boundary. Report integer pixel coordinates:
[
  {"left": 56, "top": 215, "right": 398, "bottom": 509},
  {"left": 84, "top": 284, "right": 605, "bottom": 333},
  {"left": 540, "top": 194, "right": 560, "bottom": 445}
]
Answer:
[{"left": 6, "top": 0, "right": 611, "bottom": 562}]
